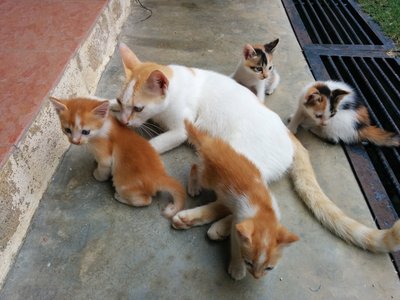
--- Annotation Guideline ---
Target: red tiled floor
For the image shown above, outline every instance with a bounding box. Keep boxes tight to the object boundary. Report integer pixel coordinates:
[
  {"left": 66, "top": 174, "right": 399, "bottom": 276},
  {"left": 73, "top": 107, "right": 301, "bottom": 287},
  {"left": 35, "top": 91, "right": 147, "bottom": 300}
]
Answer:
[{"left": 0, "top": 0, "right": 108, "bottom": 167}]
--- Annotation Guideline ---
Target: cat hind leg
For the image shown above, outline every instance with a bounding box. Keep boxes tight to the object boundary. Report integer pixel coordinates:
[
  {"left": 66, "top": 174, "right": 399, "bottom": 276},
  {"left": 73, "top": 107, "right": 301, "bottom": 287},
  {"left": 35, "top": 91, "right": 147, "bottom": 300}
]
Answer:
[{"left": 188, "top": 164, "right": 202, "bottom": 197}]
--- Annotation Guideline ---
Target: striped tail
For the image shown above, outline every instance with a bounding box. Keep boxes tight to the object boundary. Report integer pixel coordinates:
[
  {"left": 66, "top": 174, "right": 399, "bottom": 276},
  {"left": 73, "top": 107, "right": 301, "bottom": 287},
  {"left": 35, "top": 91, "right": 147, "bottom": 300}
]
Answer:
[
  {"left": 158, "top": 175, "right": 186, "bottom": 218},
  {"left": 289, "top": 134, "right": 400, "bottom": 252},
  {"left": 359, "top": 126, "right": 400, "bottom": 147}
]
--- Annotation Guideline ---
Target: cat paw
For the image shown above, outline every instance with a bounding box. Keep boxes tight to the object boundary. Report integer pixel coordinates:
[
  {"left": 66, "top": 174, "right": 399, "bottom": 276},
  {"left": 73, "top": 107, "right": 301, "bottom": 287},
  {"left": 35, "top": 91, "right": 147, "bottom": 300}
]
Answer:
[
  {"left": 265, "top": 89, "right": 275, "bottom": 95},
  {"left": 207, "top": 225, "right": 230, "bottom": 241},
  {"left": 171, "top": 211, "right": 194, "bottom": 229},
  {"left": 93, "top": 169, "right": 109, "bottom": 182},
  {"left": 228, "top": 261, "right": 246, "bottom": 280},
  {"left": 162, "top": 203, "right": 179, "bottom": 219}
]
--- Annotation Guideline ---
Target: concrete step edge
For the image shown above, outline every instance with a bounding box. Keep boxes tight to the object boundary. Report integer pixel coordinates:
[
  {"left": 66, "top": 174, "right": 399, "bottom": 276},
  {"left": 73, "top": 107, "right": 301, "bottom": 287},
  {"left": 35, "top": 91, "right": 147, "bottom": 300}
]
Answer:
[{"left": 0, "top": 0, "right": 131, "bottom": 287}]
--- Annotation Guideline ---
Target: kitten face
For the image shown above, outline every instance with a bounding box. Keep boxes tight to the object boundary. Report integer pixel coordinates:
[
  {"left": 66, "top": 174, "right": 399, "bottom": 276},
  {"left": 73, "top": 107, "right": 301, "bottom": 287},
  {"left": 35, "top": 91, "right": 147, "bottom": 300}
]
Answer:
[
  {"left": 118, "top": 44, "right": 171, "bottom": 127},
  {"left": 50, "top": 98, "right": 109, "bottom": 145},
  {"left": 236, "top": 219, "right": 298, "bottom": 279},
  {"left": 303, "top": 84, "right": 349, "bottom": 126},
  {"left": 243, "top": 39, "right": 279, "bottom": 81}
]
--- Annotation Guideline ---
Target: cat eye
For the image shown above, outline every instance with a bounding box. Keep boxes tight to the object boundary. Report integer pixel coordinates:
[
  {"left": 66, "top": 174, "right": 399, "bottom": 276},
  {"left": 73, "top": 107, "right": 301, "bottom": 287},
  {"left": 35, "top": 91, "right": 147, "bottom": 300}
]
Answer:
[
  {"left": 315, "top": 114, "right": 323, "bottom": 119},
  {"left": 81, "top": 130, "right": 91, "bottom": 135},
  {"left": 116, "top": 98, "right": 122, "bottom": 105},
  {"left": 133, "top": 106, "right": 144, "bottom": 112},
  {"left": 265, "top": 266, "right": 274, "bottom": 271},
  {"left": 252, "top": 67, "right": 263, "bottom": 73},
  {"left": 64, "top": 128, "right": 72, "bottom": 134},
  {"left": 268, "top": 66, "right": 273, "bottom": 70}
]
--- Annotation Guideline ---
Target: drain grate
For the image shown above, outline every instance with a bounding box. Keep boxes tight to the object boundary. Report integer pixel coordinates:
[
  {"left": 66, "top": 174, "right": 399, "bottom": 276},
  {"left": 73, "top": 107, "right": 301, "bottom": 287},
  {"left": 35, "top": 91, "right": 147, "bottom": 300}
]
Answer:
[{"left": 282, "top": 0, "right": 400, "bottom": 271}]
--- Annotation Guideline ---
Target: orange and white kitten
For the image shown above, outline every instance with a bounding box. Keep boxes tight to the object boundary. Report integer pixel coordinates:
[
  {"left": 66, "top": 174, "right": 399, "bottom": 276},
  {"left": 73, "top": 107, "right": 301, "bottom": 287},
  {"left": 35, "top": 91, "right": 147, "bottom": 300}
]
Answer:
[
  {"left": 287, "top": 81, "right": 400, "bottom": 147},
  {"left": 231, "top": 39, "right": 280, "bottom": 102},
  {"left": 172, "top": 121, "right": 299, "bottom": 280},
  {"left": 50, "top": 97, "right": 185, "bottom": 218}
]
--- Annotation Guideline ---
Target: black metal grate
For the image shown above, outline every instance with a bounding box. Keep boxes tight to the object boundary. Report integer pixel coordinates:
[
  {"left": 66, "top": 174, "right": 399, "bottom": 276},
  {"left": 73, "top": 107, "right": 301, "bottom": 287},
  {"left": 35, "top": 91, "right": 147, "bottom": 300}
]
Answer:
[
  {"left": 321, "top": 55, "right": 400, "bottom": 213},
  {"left": 282, "top": 0, "right": 400, "bottom": 272},
  {"left": 293, "top": 0, "right": 384, "bottom": 45}
]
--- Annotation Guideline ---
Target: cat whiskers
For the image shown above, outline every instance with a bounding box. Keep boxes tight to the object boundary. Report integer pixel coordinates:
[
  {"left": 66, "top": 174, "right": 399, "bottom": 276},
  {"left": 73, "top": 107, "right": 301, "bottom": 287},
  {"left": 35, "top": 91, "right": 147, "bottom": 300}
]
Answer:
[{"left": 139, "top": 122, "right": 163, "bottom": 138}]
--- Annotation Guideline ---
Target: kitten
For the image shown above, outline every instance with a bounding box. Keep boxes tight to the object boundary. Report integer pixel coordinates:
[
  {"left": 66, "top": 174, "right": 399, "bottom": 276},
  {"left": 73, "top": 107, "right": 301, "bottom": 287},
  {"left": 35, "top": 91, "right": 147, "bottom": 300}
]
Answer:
[
  {"left": 231, "top": 39, "right": 280, "bottom": 102},
  {"left": 50, "top": 97, "right": 185, "bottom": 218},
  {"left": 115, "top": 43, "right": 400, "bottom": 253},
  {"left": 287, "top": 80, "right": 400, "bottom": 147},
  {"left": 172, "top": 121, "right": 298, "bottom": 280}
]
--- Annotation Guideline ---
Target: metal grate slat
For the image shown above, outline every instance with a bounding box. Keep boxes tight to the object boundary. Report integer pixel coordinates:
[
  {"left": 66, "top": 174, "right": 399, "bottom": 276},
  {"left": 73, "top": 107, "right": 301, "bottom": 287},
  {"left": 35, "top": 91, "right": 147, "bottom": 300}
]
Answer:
[
  {"left": 319, "top": 0, "right": 356, "bottom": 44},
  {"left": 336, "top": 1, "right": 376, "bottom": 45},
  {"left": 312, "top": 0, "right": 342, "bottom": 43}
]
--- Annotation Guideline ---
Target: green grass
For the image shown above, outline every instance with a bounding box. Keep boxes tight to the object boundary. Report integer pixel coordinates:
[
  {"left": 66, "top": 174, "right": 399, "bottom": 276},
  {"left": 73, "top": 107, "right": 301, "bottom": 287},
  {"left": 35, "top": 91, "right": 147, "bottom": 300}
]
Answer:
[{"left": 357, "top": 0, "right": 400, "bottom": 49}]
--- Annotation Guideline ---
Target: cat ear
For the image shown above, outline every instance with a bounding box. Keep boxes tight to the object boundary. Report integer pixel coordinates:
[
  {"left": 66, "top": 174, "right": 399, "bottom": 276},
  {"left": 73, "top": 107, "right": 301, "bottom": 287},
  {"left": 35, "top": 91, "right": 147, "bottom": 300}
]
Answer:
[
  {"left": 236, "top": 220, "right": 254, "bottom": 245},
  {"left": 277, "top": 226, "right": 299, "bottom": 247},
  {"left": 305, "top": 89, "right": 321, "bottom": 105},
  {"left": 49, "top": 97, "right": 67, "bottom": 114},
  {"left": 119, "top": 42, "right": 141, "bottom": 78},
  {"left": 264, "top": 39, "right": 279, "bottom": 53},
  {"left": 331, "top": 89, "right": 349, "bottom": 102},
  {"left": 92, "top": 101, "right": 109, "bottom": 118},
  {"left": 243, "top": 44, "right": 256, "bottom": 60},
  {"left": 145, "top": 70, "right": 169, "bottom": 96}
]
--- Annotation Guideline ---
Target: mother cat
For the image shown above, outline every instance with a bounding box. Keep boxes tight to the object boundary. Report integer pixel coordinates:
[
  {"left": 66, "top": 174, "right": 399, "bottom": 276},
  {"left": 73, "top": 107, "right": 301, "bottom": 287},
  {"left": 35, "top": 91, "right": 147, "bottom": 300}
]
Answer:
[{"left": 116, "top": 43, "right": 400, "bottom": 253}]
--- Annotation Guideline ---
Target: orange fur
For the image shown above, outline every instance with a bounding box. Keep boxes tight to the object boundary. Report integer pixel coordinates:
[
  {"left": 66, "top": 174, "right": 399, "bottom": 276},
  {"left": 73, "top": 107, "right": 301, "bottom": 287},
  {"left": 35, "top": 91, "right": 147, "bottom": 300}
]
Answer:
[
  {"left": 356, "top": 107, "right": 400, "bottom": 146},
  {"left": 50, "top": 97, "right": 185, "bottom": 218},
  {"left": 183, "top": 120, "right": 298, "bottom": 279}
]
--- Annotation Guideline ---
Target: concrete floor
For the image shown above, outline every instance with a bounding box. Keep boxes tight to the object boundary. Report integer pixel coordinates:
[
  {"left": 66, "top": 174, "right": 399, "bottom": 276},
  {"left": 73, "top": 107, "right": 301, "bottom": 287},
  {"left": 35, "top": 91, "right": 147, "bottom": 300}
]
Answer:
[{"left": 1, "top": 0, "right": 399, "bottom": 299}]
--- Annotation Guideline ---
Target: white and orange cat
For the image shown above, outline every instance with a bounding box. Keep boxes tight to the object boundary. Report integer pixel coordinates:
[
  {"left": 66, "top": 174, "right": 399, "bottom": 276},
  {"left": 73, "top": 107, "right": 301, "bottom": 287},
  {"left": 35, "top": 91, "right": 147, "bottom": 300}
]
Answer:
[
  {"left": 172, "top": 121, "right": 299, "bottom": 280},
  {"left": 287, "top": 80, "right": 400, "bottom": 146},
  {"left": 50, "top": 97, "right": 185, "bottom": 218},
  {"left": 116, "top": 43, "right": 400, "bottom": 254},
  {"left": 231, "top": 39, "right": 280, "bottom": 102}
]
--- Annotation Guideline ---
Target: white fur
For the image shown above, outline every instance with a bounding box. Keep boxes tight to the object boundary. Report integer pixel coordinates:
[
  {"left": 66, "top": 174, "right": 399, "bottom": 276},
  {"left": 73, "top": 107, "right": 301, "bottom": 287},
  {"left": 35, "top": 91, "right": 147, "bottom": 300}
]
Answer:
[{"left": 123, "top": 65, "right": 294, "bottom": 183}]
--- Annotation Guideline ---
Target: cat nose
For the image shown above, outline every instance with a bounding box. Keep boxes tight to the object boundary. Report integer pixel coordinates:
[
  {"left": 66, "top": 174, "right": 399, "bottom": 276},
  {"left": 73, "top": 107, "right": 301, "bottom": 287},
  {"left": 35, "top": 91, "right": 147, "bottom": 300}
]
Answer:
[{"left": 71, "top": 138, "right": 81, "bottom": 145}]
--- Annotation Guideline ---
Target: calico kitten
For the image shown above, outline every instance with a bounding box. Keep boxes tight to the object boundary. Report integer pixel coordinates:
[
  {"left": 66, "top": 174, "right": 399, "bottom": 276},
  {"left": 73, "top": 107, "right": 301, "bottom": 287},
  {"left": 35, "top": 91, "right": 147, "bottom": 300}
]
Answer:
[
  {"left": 172, "top": 121, "right": 298, "bottom": 280},
  {"left": 50, "top": 97, "right": 185, "bottom": 218},
  {"left": 287, "top": 80, "right": 400, "bottom": 147},
  {"left": 231, "top": 39, "right": 280, "bottom": 102},
  {"left": 115, "top": 43, "right": 400, "bottom": 253}
]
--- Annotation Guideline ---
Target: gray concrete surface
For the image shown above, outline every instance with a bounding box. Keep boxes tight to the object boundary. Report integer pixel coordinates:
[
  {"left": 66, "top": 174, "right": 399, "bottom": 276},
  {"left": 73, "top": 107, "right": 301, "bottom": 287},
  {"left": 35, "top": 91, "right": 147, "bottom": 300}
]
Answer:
[{"left": 1, "top": 0, "right": 399, "bottom": 299}]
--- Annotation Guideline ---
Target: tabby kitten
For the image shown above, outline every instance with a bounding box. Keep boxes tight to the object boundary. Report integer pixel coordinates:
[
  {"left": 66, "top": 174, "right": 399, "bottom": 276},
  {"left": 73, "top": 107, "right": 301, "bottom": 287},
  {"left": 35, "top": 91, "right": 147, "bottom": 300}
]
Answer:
[
  {"left": 172, "top": 121, "right": 299, "bottom": 280},
  {"left": 287, "top": 80, "right": 400, "bottom": 147},
  {"left": 231, "top": 39, "right": 280, "bottom": 102},
  {"left": 50, "top": 97, "right": 185, "bottom": 218}
]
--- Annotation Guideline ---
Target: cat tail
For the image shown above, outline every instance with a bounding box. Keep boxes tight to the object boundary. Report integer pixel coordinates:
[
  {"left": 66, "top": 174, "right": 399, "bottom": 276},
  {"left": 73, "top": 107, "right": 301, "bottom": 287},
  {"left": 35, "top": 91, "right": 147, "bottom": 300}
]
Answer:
[
  {"left": 184, "top": 119, "right": 209, "bottom": 149},
  {"left": 289, "top": 134, "right": 400, "bottom": 252},
  {"left": 158, "top": 175, "right": 186, "bottom": 219},
  {"left": 358, "top": 126, "right": 400, "bottom": 147}
]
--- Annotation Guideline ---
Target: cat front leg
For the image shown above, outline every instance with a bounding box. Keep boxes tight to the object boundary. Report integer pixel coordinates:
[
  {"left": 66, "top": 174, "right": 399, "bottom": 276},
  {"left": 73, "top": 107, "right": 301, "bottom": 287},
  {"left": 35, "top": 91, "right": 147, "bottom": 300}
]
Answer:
[
  {"left": 228, "top": 229, "right": 246, "bottom": 280},
  {"left": 150, "top": 127, "right": 187, "bottom": 154},
  {"left": 265, "top": 71, "right": 280, "bottom": 95},
  {"left": 255, "top": 80, "right": 266, "bottom": 103},
  {"left": 287, "top": 109, "right": 305, "bottom": 134},
  {"left": 93, "top": 163, "right": 111, "bottom": 182},
  {"left": 172, "top": 201, "right": 230, "bottom": 229},
  {"left": 207, "top": 215, "right": 233, "bottom": 240}
]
